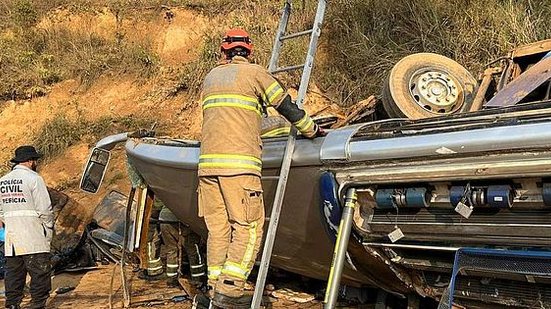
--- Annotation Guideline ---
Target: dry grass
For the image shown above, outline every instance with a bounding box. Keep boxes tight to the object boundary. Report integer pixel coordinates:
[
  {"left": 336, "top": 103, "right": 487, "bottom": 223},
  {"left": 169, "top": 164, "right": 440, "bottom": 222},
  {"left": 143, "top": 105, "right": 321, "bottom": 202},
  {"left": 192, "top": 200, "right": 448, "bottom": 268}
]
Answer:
[
  {"left": 0, "top": 0, "right": 160, "bottom": 100},
  {"left": 159, "top": 0, "right": 551, "bottom": 107},
  {"left": 172, "top": 0, "right": 316, "bottom": 98},
  {"left": 33, "top": 114, "right": 156, "bottom": 161},
  {"left": 1, "top": 0, "right": 551, "bottom": 105},
  {"left": 320, "top": 0, "right": 551, "bottom": 106}
]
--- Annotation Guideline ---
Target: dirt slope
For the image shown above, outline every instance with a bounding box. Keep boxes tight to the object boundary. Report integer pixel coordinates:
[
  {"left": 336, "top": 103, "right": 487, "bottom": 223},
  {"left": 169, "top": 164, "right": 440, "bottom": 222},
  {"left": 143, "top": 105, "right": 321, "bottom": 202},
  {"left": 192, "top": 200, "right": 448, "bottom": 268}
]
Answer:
[
  {"left": 0, "top": 5, "right": 342, "bottom": 262},
  {"left": 0, "top": 8, "right": 204, "bottom": 204},
  {"left": 0, "top": 5, "right": 337, "bottom": 222}
]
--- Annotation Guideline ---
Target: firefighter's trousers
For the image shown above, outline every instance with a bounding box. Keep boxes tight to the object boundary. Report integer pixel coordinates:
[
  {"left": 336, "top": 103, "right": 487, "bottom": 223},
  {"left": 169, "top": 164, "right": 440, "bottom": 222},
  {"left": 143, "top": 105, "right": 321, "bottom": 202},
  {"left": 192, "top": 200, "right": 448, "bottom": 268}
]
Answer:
[
  {"left": 5, "top": 253, "right": 52, "bottom": 309},
  {"left": 198, "top": 175, "right": 264, "bottom": 298},
  {"left": 160, "top": 222, "right": 206, "bottom": 283},
  {"left": 146, "top": 208, "right": 163, "bottom": 276}
]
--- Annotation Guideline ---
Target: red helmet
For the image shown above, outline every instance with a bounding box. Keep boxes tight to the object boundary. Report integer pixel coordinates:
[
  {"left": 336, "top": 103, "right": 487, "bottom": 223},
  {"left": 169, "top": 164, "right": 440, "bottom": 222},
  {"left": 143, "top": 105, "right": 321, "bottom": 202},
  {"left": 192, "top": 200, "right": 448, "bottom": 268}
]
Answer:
[{"left": 221, "top": 29, "right": 253, "bottom": 53}]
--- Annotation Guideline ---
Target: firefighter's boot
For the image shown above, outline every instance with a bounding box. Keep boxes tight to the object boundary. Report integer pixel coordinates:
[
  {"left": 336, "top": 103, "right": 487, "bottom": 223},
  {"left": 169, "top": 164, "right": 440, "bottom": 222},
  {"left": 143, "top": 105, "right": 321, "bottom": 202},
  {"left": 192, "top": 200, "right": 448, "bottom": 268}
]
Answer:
[
  {"left": 212, "top": 292, "right": 252, "bottom": 309},
  {"left": 192, "top": 294, "right": 222, "bottom": 309},
  {"left": 167, "top": 276, "right": 180, "bottom": 288}
]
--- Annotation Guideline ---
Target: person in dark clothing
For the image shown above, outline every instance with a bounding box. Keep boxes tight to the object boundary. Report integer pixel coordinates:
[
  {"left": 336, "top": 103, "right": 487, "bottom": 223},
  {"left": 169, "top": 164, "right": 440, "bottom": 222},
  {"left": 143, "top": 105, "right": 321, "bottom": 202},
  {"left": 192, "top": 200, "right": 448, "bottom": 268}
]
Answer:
[
  {"left": 140, "top": 200, "right": 164, "bottom": 280},
  {"left": 159, "top": 205, "right": 206, "bottom": 288},
  {"left": 0, "top": 225, "right": 5, "bottom": 279}
]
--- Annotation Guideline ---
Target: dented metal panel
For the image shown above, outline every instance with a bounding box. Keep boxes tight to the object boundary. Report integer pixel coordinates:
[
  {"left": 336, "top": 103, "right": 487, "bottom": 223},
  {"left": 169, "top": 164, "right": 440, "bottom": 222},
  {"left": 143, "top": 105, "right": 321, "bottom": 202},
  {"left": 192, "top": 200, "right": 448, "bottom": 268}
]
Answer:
[
  {"left": 511, "top": 39, "right": 551, "bottom": 58},
  {"left": 485, "top": 56, "right": 551, "bottom": 107},
  {"left": 346, "top": 121, "right": 551, "bottom": 163},
  {"left": 319, "top": 123, "right": 364, "bottom": 161}
]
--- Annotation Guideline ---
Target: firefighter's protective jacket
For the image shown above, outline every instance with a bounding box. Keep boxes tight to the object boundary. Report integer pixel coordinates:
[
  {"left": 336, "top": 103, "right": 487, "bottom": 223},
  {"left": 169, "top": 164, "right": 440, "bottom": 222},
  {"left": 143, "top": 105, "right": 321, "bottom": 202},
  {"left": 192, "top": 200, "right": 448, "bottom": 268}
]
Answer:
[
  {"left": 0, "top": 165, "right": 53, "bottom": 256},
  {"left": 199, "top": 56, "right": 316, "bottom": 177}
]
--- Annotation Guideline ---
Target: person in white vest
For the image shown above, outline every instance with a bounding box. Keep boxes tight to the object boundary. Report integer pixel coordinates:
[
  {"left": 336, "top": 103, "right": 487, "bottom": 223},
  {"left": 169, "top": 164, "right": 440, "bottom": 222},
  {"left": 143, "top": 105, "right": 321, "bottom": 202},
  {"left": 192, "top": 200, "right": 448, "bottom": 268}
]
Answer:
[{"left": 0, "top": 146, "right": 53, "bottom": 309}]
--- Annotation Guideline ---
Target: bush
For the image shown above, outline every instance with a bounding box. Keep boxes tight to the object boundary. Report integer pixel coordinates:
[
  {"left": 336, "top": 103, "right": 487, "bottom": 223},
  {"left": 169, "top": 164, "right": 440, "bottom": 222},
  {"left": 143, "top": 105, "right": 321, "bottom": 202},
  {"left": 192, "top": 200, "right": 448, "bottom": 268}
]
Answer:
[
  {"left": 33, "top": 114, "right": 156, "bottom": 161},
  {"left": 12, "top": 0, "right": 39, "bottom": 28},
  {"left": 319, "top": 0, "right": 551, "bottom": 106},
  {"left": 0, "top": 0, "right": 160, "bottom": 99},
  {"left": 33, "top": 115, "right": 84, "bottom": 159}
]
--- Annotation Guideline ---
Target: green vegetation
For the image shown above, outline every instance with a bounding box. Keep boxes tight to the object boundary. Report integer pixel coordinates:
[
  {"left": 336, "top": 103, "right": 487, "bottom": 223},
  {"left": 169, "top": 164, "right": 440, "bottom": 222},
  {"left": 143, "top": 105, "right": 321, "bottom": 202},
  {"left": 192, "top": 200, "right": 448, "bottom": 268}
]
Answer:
[
  {"left": 33, "top": 114, "right": 155, "bottom": 160},
  {"left": 0, "top": 0, "right": 159, "bottom": 100}
]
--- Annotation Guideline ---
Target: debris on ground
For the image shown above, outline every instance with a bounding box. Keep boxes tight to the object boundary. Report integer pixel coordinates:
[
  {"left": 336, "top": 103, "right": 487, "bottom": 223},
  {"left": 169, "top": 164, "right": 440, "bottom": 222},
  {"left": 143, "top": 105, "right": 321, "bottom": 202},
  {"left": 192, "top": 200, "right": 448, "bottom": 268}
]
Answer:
[
  {"left": 270, "top": 288, "right": 316, "bottom": 303},
  {"left": 332, "top": 95, "right": 378, "bottom": 128},
  {"left": 55, "top": 286, "right": 76, "bottom": 295}
]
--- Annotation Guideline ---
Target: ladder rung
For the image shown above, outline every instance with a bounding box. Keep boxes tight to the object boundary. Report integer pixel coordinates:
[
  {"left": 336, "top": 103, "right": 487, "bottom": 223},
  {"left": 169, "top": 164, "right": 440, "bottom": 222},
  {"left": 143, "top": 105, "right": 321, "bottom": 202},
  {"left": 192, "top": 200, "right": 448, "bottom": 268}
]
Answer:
[
  {"left": 272, "top": 64, "right": 305, "bottom": 74},
  {"left": 280, "top": 29, "right": 313, "bottom": 41},
  {"left": 261, "top": 176, "right": 280, "bottom": 180}
]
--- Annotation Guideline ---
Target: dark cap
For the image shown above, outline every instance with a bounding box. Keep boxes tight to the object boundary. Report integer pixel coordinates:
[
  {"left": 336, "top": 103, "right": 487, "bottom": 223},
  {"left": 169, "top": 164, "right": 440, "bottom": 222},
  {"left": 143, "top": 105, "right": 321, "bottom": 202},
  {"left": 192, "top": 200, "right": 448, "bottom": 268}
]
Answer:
[{"left": 10, "top": 145, "right": 42, "bottom": 163}]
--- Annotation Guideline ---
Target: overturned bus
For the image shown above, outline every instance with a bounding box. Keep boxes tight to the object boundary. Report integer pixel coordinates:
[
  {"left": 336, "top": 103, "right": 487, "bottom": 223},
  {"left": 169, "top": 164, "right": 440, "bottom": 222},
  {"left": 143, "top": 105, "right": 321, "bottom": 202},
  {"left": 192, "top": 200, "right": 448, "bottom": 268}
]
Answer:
[{"left": 80, "top": 40, "right": 551, "bottom": 308}]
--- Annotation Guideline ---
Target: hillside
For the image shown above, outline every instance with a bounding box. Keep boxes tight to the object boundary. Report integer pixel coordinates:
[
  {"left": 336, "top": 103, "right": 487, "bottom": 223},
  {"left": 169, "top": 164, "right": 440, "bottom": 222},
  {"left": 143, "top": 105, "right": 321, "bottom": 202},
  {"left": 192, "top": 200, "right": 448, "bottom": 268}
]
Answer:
[{"left": 0, "top": 0, "right": 550, "bottom": 306}]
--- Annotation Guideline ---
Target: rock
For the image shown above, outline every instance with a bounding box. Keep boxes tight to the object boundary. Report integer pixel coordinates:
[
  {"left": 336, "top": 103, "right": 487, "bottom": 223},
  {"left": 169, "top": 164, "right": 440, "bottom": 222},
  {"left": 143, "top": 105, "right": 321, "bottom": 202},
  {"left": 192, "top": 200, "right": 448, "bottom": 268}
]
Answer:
[
  {"left": 55, "top": 286, "right": 76, "bottom": 294},
  {"left": 271, "top": 288, "right": 315, "bottom": 303}
]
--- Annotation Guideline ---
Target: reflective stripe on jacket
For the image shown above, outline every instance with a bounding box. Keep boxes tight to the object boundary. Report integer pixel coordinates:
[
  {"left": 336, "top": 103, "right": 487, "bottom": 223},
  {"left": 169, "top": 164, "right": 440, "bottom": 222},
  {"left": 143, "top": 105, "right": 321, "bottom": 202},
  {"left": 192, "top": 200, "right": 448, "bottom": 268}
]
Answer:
[
  {"left": 0, "top": 165, "right": 53, "bottom": 256},
  {"left": 199, "top": 56, "right": 289, "bottom": 177}
]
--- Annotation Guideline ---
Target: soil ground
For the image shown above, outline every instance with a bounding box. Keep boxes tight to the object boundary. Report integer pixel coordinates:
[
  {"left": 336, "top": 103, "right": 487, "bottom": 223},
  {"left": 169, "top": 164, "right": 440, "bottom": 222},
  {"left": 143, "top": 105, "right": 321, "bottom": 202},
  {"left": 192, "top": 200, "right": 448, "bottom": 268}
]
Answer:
[{"left": 0, "top": 265, "right": 330, "bottom": 308}]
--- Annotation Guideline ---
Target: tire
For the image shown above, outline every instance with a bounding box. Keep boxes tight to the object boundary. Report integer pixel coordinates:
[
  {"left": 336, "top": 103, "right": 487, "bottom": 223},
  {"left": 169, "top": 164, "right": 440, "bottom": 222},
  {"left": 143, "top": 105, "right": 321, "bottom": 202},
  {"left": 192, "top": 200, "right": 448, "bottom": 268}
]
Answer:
[{"left": 382, "top": 53, "right": 478, "bottom": 119}]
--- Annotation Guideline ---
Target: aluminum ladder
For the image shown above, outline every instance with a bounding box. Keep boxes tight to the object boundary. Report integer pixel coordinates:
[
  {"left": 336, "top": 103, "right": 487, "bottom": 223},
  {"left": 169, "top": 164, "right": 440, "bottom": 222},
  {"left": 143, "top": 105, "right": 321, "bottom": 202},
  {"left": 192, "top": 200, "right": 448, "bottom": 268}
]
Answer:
[{"left": 251, "top": 1, "right": 327, "bottom": 308}]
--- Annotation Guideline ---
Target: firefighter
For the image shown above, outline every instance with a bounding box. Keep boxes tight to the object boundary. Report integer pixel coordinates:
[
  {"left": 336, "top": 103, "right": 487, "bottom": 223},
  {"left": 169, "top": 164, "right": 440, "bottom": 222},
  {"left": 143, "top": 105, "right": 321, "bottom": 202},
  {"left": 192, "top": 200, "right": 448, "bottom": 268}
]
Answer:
[
  {"left": 159, "top": 205, "right": 206, "bottom": 287},
  {"left": 140, "top": 199, "right": 164, "bottom": 280},
  {"left": 0, "top": 146, "right": 53, "bottom": 309},
  {"left": 194, "top": 29, "right": 324, "bottom": 308},
  {"left": 127, "top": 160, "right": 165, "bottom": 280}
]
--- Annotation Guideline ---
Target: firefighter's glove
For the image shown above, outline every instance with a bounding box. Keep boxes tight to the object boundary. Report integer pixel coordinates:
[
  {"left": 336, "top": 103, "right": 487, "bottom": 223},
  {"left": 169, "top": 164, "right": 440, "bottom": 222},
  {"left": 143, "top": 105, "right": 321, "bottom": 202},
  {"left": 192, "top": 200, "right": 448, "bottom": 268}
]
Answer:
[
  {"left": 305, "top": 124, "right": 326, "bottom": 139},
  {"left": 315, "top": 125, "right": 327, "bottom": 138}
]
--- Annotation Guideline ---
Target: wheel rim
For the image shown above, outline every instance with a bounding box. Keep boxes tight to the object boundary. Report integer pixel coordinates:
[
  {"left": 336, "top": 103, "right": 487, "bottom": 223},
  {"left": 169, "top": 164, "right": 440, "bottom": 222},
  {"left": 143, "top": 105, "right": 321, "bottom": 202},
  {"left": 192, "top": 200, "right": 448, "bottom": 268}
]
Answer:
[{"left": 408, "top": 69, "right": 464, "bottom": 115}]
